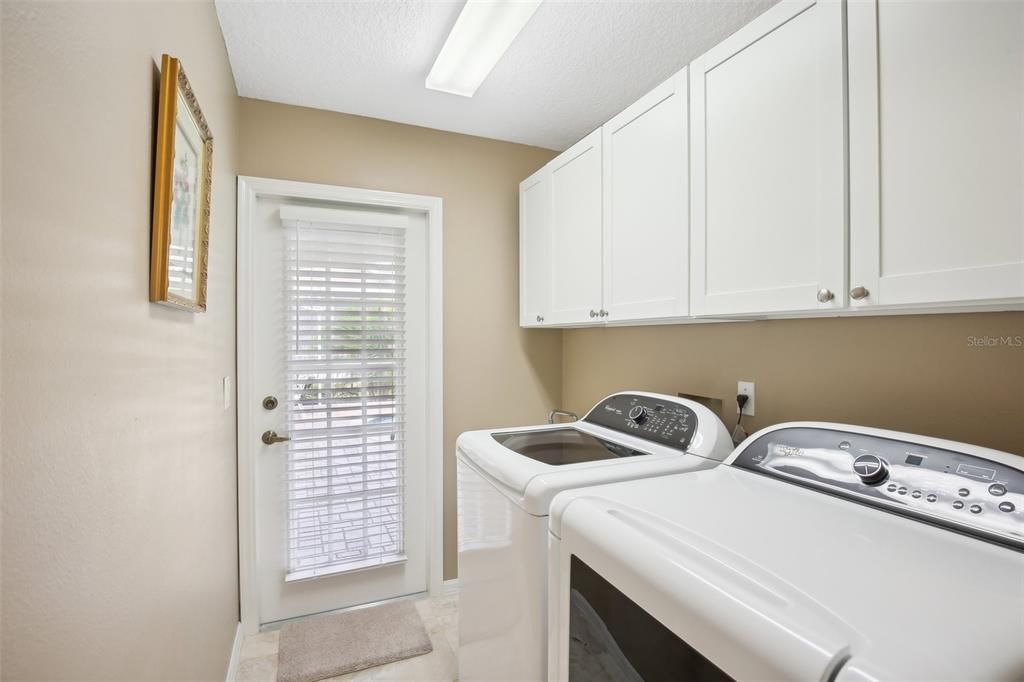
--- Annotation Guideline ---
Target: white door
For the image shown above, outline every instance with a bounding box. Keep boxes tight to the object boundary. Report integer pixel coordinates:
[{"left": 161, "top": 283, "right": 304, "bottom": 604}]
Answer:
[
  {"left": 519, "top": 165, "right": 552, "bottom": 327},
  {"left": 249, "top": 195, "right": 429, "bottom": 625},
  {"left": 548, "top": 129, "right": 604, "bottom": 325},
  {"left": 690, "top": 0, "right": 846, "bottom": 316},
  {"left": 848, "top": 0, "right": 1024, "bottom": 308},
  {"left": 603, "top": 68, "right": 689, "bottom": 322}
]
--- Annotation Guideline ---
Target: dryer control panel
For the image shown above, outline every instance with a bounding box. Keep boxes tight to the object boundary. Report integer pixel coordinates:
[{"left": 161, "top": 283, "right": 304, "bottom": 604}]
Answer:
[
  {"left": 733, "top": 426, "right": 1024, "bottom": 549},
  {"left": 584, "top": 393, "right": 698, "bottom": 451}
]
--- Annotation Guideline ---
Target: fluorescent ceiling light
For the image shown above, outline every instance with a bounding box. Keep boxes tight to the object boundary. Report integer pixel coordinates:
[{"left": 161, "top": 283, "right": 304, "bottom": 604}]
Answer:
[{"left": 426, "top": 0, "right": 543, "bottom": 98}]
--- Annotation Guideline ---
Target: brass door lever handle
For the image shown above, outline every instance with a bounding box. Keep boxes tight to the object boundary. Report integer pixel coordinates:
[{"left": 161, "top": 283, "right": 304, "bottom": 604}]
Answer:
[{"left": 261, "top": 430, "right": 291, "bottom": 445}]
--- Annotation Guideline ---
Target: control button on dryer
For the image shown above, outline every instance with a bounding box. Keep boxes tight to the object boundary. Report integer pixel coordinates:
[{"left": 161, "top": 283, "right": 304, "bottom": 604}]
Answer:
[
  {"left": 886, "top": 484, "right": 898, "bottom": 493},
  {"left": 953, "top": 500, "right": 965, "bottom": 510},
  {"left": 926, "top": 494, "right": 937, "bottom": 503},
  {"left": 911, "top": 491, "right": 922, "bottom": 499},
  {"left": 970, "top": 504, "right": 983, "bottom": 515},
  {"left": 998, "top": 502, "right": 1015, "bottom": 513},
  {"left": 957, "top": 488, "right": 970, "bottom": 497},
  {"left": 852, "top": 454, "right": 889, "bottom": 485},
  {"left": 988, "top": 483, "right": 1007, "bottom": 497},
  {"left": 897, "top": 487, "right": 907, "bottom": 495}
]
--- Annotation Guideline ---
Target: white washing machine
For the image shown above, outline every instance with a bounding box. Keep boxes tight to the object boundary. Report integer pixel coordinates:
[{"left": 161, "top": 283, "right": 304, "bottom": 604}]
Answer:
[
  {"left": 548, "top": 422, "right": 1024, "bottom": 681},
  {"left": 456, "top": 391, "right": 732, "bottom": 682}
]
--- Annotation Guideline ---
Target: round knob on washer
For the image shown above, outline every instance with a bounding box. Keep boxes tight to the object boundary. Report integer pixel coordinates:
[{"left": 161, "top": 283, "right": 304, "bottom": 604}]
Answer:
[
  {"left": 852, "top": 454, "right": 888, "bottom": 485},
  {"left": 628, "top": 405, "right": 649, "bottom": 425}
]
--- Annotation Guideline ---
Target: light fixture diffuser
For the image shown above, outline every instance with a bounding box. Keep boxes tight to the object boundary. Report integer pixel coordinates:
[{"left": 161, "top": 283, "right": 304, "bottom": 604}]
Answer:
[{"left": 426, "top": 0, "right": 543, "bottom": 98}]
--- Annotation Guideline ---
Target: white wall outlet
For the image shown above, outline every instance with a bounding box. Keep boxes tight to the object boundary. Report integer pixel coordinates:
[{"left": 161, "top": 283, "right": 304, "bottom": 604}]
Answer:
[
  {"left": 737, "top": 380, "right": 755, "bottom": 416},
  {"left": 223, "top": 376, "right": 232, "bottom": 409}
]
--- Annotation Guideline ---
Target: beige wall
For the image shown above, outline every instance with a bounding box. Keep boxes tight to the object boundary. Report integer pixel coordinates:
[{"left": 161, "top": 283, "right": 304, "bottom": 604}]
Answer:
[
  {"left": 237, "top": 98, "right": 562, "bottom": 580},
  {"left": 2, "top": 2, "right": 240, "bottom": 680},
  {"left": 563, "top": 312, "right": 1024, "bottom": 456}
]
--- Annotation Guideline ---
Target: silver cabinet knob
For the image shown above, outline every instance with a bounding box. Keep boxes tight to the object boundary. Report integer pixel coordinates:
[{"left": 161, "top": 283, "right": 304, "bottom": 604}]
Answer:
[
  {"left": 817, "top": 288, "right": 834, "bottom": 303},
  {"left": 589, "top": 309, "right": 598, "bottom": 318},
  {"left": 850, "top": 286, "right": 870, "bottom": 300},
  {"left": 536, "top": 314, "right": 544, "bottom": 323},
  {"left": 599, "top": 309, "right": 608, "bottom": 317}
]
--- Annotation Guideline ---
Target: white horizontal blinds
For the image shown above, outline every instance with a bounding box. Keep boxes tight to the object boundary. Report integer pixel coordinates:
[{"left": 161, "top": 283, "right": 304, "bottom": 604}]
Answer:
[{"left": 282, "top": 211, "right": 407, "bottom": 581}]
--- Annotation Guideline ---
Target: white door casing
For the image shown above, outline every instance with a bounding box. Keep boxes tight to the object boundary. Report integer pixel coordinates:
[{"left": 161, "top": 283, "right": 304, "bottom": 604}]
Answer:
[
  {"left": 602, "top": 67, "right": 690, "bottom": 322},
  {"left": 690, "top": 0, "right": 847, "bottom": 316},
  {"left": 237, "top": 176, "right": 443, "bottom": 633},
  {"left": 848, "top": 0, "right": 1024, "bottom": 308}
]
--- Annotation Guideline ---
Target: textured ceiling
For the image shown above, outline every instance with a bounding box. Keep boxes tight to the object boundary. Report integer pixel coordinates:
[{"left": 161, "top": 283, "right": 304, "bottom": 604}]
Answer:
[{"left": 215, "top": 0, "right": 777, "bottom": 150}]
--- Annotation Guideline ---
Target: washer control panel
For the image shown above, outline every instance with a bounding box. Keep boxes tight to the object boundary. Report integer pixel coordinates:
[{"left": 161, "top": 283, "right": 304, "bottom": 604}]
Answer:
[
  {"left": 733, "top": 426, "right": 1024, "bottom": 549},
  {"left": 584, "top": 393, "right": 698, "bottom": 451}
]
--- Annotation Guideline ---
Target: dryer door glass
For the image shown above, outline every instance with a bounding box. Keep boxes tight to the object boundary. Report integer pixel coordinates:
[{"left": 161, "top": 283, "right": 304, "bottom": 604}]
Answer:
[
  {"left": 491, "top": 428, "right": 647, "bottom": 465},
  {"left": 568, "top": 555, "right": 734, "bottom": 682}
]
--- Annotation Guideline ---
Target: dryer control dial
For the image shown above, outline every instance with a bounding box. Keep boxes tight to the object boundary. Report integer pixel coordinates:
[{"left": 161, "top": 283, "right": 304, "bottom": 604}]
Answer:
[{"left": 852, "top": 454, "right": 889, "bottom": 485}]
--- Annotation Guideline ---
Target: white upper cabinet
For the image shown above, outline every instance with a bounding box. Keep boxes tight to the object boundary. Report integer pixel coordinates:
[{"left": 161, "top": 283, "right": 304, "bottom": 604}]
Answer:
[
  {"left": 848, "top": 0, "right": 1024, "bottom": 308},
  {"left": 519, "top": 165, "right": 552, "bottom": 326},
  {"left": 603, "top": 68, "right": 690, "bottom": 321},
  {"left": 518, "top": 0, "right": 1022, "bottom": 328},
  {"left": 548, "top": 129, "right": 604, "bottom": 325},
  {"left": 690, "top": 0, "right": 847, "bottom": 316}
]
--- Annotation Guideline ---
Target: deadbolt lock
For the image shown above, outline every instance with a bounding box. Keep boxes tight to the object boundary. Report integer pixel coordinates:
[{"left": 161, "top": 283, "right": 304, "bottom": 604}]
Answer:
[{"left": 262, "top": 395, "right": 279, "bottom": 411}]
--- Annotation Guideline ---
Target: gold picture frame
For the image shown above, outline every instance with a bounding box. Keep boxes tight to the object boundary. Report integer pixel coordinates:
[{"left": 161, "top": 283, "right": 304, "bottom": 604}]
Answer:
[{"left": 150, "top": 54, "right": 213, "bottom": 312}]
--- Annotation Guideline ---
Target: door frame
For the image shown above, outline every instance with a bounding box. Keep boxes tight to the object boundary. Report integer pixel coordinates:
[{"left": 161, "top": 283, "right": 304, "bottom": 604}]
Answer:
[{"left": 236, "top": 175, "right": 444, "bottom": 635}]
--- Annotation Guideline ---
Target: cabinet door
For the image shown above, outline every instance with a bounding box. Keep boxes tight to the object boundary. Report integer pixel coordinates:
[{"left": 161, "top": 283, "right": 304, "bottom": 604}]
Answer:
[
  {"left": 519, "top": 166, "right": 552, "bottom": 327},
  {"left": 548, "top": 129, "right": 604, "bottom": 325},
  {"left": 603, "top": 68, "right": 689, "bottom": 322},
  {"left": 848, "top": 0, "right": 1024, "bottom": 307},
  {"left": 690, "top": 0, "right": 846, "bottom": 316}
]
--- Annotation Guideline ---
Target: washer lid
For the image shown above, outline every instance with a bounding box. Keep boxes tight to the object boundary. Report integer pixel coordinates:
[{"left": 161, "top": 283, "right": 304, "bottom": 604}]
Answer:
[
  {"left": 456, "top": 422, "right": 719, "bottom": 515},
  {"left": 552, "top": 465, "right": 1024, "bottom": 681},
  {"left": 491, "top": 427, "right": 647, "bottom": 465}
]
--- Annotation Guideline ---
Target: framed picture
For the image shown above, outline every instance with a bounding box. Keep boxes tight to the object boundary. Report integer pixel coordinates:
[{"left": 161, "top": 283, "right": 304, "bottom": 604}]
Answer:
[{"left": 150, "top": 53, "right": 213, "bottom": 312}]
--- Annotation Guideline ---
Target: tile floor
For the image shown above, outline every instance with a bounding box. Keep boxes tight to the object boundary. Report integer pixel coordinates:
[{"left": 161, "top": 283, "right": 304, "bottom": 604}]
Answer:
[{"left": 235, "top": 593, "right": 458, "bottom": 682}]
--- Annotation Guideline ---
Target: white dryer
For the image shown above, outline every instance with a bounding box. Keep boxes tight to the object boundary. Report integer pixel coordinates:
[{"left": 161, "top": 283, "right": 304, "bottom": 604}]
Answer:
[
  {"left": 548, "top": 422, "right": 1024, "bottom": 681},
  {"left": 456, "top": 391, "right": 732, "bottom": 682}
]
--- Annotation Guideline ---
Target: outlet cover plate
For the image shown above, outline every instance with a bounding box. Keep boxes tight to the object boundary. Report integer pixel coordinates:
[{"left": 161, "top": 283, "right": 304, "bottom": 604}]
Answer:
[{"left": 737, "top": 381, "right": 755, "bottom": 417}]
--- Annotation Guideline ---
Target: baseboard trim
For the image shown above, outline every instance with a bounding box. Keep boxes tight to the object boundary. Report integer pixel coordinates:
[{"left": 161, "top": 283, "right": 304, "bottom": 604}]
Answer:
[
  {"left": 225, "top": 621, "right": 243, "bottom": 682},
  {"left": 442, "top": 578, "right": 459, "bottom": 595}
]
